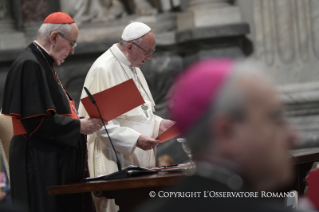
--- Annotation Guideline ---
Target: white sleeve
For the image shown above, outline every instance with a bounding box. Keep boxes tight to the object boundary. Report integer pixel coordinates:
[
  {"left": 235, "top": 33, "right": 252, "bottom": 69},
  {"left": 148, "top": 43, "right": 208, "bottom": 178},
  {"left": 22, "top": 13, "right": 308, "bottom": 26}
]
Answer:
[
  {"left": 152, "top": 114, "right": 163, "bottom": 138},
  {"left": 96, "top": 119, "right": 141, "bottom": 156}
]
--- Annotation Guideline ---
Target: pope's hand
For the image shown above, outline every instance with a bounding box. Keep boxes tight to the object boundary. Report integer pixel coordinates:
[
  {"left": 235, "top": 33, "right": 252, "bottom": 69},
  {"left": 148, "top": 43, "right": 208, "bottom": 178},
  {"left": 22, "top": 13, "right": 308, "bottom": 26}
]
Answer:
[
  {"left": 137, "top": 135, "right": 159, "bottom": 150},
  {"left": 80, "top": 116, "right": 104, "bottom": 135},
  {"left": 159, "top": 119, "right": 175, "bottom": 134}
]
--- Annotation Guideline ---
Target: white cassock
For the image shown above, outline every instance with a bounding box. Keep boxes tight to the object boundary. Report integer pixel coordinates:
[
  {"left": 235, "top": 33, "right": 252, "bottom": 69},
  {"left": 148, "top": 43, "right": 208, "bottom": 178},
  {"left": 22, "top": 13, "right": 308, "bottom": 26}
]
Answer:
[{"left": 78, "top": 44, "right": 162, "bottom": 212}]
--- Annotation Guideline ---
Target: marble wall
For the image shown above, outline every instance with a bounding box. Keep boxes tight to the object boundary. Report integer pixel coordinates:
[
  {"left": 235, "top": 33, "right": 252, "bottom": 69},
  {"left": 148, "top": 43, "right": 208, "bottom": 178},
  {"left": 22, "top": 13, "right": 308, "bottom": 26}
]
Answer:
[
  {"left": 237, "top": 0, "right": 319, "bottom": 85},
  {"left": 237, "top": 0, "right": 319, "bottom": 140}
]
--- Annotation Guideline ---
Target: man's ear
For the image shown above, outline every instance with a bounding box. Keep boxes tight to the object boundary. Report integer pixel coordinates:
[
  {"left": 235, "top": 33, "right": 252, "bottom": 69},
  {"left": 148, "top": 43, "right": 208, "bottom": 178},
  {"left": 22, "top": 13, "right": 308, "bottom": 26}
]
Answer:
[
  {"left": 49, "top": 31, "right": 58, "bottom": 45},
  {"left": 126, "top": 43, "right": 133, "bottom": 52}
]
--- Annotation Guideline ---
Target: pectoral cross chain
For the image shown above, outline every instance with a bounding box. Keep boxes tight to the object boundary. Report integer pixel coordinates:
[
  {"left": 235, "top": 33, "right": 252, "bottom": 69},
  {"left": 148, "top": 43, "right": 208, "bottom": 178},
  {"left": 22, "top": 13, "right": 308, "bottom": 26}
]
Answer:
[{"left": 141, "top": 104, "right": 149, "bottom": 118}]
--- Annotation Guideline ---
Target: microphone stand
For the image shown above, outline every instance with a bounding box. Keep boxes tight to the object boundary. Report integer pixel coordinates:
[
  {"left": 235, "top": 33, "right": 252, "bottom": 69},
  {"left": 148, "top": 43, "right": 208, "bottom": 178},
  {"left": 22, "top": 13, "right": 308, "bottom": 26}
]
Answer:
[{"left": 83, "top": 87, "right": 157, "bottom": 181}]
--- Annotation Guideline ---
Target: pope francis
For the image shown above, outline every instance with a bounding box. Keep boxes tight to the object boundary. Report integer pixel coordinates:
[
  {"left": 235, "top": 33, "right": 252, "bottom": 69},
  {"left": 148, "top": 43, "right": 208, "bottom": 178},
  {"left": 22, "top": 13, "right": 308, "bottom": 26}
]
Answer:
[{"left": 78, "top": 22, "right": 174, "bottom": 212}]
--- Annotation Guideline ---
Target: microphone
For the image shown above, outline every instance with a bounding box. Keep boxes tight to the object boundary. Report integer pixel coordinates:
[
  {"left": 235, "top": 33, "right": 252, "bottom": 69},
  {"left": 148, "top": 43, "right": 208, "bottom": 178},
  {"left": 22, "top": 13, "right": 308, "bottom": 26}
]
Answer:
[
  {"left": 84, "top": 87, "right": 122, "bottom": 171},
  {"left": 84, "top": 87, "right": 96, "bottom": 104},
  {"left": 83, "top": 87, "right": 156, "bottom": 181}
]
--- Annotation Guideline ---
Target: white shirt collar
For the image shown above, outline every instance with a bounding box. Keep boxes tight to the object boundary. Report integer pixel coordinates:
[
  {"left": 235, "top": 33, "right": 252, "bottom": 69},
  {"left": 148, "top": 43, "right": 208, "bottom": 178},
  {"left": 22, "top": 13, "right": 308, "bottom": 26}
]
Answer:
[
  {"left": 33, "top": 40, "right": 51, "bottom": 55},
  {"left": 111, "top": 44, "right": 131, "bottom": 67}
]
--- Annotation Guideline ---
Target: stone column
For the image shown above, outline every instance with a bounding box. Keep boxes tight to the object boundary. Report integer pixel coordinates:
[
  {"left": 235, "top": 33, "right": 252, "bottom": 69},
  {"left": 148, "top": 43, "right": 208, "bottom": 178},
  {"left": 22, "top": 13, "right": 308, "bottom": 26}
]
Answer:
[
  {"left": 235, "top": 0, "right": 319, "bottom": 145},
  {"left": 236, "top": 0, "right": 319, "bottom": 85},
  {"left": 177, "top": 0, "right": 242, "bottom": 30},
  {"left": 0, "top": 0, "right": 26, "bottom": 50},
  {"left": 175, "top": 0, "right": 249, "bottom": 66}
]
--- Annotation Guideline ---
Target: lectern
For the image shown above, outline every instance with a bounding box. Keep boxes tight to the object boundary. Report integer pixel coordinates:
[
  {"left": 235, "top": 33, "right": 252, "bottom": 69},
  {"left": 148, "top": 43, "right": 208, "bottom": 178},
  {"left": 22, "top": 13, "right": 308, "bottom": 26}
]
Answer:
[
  {"left": 48, "top": 172, "right": 183, "bottom": 212},
  {"left": 48, "top": 148, "right": 319, "bottom": 211}
]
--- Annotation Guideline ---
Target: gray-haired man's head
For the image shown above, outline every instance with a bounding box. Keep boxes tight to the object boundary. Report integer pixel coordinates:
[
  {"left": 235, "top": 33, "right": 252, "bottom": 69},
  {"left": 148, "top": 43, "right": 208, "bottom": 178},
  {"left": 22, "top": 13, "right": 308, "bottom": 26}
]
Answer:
[{"left": 169, "top": 59, "right": 297, "bottom": 192}]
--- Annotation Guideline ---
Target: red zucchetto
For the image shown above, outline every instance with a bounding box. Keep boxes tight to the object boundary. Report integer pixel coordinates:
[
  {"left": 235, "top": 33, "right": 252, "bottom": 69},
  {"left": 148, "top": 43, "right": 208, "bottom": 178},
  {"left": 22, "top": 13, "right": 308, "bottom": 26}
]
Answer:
[{"left": 43, "top": 12, "right": 75, "bottom": 24}]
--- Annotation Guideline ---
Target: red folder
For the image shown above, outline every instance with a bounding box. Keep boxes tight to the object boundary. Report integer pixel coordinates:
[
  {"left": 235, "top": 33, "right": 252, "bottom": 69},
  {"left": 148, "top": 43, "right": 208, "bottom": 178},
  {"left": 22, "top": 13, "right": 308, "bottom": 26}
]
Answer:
[
  {"left": 81, "top": 79, "right": 145, "bottom": 121},
  {"left": 156, "top": 123, "right": 181, "bottom": 143}
]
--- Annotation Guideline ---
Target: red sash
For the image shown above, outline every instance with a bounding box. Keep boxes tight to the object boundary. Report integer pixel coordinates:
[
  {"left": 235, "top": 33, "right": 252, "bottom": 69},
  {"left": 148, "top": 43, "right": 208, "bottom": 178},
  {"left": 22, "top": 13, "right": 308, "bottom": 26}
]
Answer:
[
  {"left": 12, "top": 99, "right": 79, "bottom": 136},
  {"left": 12, "top": 116, "right": 27, "bottom": 135}
]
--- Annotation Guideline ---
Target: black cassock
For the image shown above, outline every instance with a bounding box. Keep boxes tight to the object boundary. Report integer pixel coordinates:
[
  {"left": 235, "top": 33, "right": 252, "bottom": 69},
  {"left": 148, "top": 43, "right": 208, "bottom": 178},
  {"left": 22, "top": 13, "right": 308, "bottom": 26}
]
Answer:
[{"left": 2, "top": 43, "right": 91, "bottom": 212}]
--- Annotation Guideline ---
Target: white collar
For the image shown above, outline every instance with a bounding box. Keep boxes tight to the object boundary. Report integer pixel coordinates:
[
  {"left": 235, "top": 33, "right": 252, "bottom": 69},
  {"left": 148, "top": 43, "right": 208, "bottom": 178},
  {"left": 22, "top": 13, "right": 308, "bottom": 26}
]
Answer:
[
  {"left": 111, "top": 44, "right": 132, "bottom": 67},
  {"left": 33, "top": 40, "right": 51, "bottom": 55}
]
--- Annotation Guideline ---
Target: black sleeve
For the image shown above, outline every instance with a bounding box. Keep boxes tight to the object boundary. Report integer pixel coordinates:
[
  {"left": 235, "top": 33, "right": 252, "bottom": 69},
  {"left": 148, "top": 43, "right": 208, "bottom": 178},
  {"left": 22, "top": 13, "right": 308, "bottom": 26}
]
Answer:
[
  {"left": 3, "top": 58, "right": 66, "bottom": 118},
  {"left": 21, "top": 114, "right": 82, "bottom": 147}
]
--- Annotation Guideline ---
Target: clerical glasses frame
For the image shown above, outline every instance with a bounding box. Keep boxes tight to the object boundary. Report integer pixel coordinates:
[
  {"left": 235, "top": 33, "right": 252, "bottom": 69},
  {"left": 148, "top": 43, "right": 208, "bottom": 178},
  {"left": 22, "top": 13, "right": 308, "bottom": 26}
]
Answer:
[
  {"left": 129, "top": 42, "right": 155, "bottom": 56},
  {"left": 58, "top": 32, "right": 77, "bottom": 49}
]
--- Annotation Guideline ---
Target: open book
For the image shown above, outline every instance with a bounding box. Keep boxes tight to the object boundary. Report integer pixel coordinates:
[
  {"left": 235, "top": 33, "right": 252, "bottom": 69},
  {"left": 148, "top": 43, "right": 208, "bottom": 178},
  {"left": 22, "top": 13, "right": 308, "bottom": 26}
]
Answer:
[{"left": 85, "top": 165, "right": 157, "bottom": 181}]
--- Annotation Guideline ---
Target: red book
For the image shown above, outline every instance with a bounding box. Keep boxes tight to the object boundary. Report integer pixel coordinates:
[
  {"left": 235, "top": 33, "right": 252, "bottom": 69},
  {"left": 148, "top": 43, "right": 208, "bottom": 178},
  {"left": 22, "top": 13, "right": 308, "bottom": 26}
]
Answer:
[
  {"left": 81, "top": 79, "right": 145, "bottom": 121},
  {"left": 156, "top": 123, "right": 181, "bottom": 143}
]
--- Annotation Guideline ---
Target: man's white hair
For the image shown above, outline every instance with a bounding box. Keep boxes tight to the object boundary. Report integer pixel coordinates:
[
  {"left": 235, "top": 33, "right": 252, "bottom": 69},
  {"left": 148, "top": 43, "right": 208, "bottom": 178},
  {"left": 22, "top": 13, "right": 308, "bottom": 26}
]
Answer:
[
  {"left": 119, "top": 36, "right": 143, "bottom": 47},
  {"left": 37, "top": 23, "right": 71, "bottom": 39},
  {"left": 214, "top": 60, "right": 274, "bottom": 116}
]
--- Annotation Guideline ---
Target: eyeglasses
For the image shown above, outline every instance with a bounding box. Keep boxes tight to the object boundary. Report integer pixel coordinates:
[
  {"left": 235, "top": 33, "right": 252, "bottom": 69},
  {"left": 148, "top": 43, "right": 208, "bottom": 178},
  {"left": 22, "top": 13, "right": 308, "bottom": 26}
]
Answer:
[
  {"left": 58, "top": 32, "right": 77, "bottom": 49},
  {"left": 130, "top": 42, "right": 155, "bottom": 56}
]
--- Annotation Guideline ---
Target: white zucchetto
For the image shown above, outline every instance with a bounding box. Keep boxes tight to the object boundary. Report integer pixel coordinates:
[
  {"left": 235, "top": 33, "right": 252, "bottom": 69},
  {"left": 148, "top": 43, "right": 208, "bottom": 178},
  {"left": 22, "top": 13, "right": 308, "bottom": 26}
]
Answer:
[{"left": 121, "top": 22, "right": 151, "bottom": 41}]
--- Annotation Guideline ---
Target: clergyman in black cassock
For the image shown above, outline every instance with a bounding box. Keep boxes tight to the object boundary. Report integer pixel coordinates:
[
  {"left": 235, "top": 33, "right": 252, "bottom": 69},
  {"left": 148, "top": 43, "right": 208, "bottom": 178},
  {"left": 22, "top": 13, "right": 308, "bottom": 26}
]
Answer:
[{"left": 1, "top": 12, "right": 102, "bottom": 212}]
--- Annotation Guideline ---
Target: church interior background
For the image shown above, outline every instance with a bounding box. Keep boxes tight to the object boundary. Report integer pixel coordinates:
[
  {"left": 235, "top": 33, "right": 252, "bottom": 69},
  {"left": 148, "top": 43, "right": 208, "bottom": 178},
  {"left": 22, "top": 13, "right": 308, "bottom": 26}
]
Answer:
[{"left": 1, "top": 0, "right": 319, "bottom": 164}]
